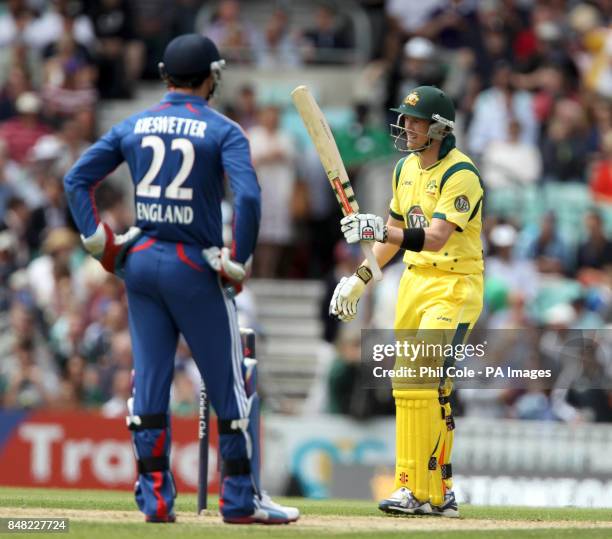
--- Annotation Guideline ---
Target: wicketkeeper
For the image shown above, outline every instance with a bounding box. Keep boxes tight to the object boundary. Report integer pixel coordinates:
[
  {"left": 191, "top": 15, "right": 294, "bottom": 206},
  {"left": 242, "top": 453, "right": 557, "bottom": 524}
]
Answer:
[
  {"left": 330, "top": 86, "right": 484, "bottom": 517},
  {"left": 64, "top": 33, "right": 299, "bottom": 524}
]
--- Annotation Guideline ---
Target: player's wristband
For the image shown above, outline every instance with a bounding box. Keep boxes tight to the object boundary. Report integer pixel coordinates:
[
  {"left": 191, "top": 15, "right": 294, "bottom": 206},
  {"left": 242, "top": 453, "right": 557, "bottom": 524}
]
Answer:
[
  {"left": 355, "top": 265, "right": 373, "bottom": 284},
  {"left": 401, "top": 228, "right": 425, "bottom": 252}
]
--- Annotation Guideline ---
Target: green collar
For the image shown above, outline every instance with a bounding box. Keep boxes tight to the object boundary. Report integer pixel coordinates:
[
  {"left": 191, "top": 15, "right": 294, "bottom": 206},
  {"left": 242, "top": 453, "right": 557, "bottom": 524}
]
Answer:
[
  {"left": 412, "top": 134, "right": 456, "bottom": 170},
  {"left": 438, "top": 134, "right": 456, "bottom": 159}
]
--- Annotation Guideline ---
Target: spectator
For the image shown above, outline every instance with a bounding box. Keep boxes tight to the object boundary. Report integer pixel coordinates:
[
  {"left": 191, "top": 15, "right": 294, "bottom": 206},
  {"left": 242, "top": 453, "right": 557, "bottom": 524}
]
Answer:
[
  {"left": 481, "top": 118, "right": 542, "bottom": 188},
  {"left": 575, "top": 211, "right": 612, "bottom": 279},
  {"left": 579, "top": 12, "right": 612, "bottom": 99},
  {"left": 49, "top": 307, "right": 87, "bottom": 366},
  {"left": 203, "top": 0, "right": 261, "bottom": 63},
  {"left": 384, "top": 0, "right": 444, "bottom": 46},
  {"left": 21, "top": 135, "right": 64, "bottom": 209},
  {"left": 25, "top": 0, "right": 96, "bottom": 52},
  {"left": 540, "top": 99, "right": 589, "bottom": 183},
  {"left": 0, "top": 301, "right": 60, "bottom": 399},
  {"left": 335, "top": 103, "right": 394, "bottom": 170},
  {"left": 130, "top": 0, "right": 173, "bottom": 79},
  {"left": 586, "top": 97, "right": 612, "bottom": 155},
  {"left": 0, "top": 29, "right": 44, "bottom": 90},
  {"left": 518, "top": 212, "right": 570, "bottom": 275},
  {"left": 41, "top": 34, "right": 97, "bottom": 133},
  {"left": 0, "top": 1, "right": 30, "bottom": 48},
  {"left": 417, "top": 0, "right": 479, "bottom": 52},
  {"left": 326, "top": 326, "right": 361, "bottom": 415},
  {"left": 486, "top": 223, "right": 539, "bottom": 301},
  {"left": 101, "top": 367, "right": 131, "bottom": 417},
  {"left": 0, "top": 140, "right": 19, "bottom": 220},
  {"left": 391, "top": 37, "right": 445, "bottom": 113},
  {"left": 0, "top": 92, "right": 50, "bottom": 164},
  {"left": 0, "top": 228, "right": 18, "bottom": 311},
  {"left": 467, "top": 61, "right": 538, "bottom": 159},
  {"left": 326, "top": 325, "right": 393, "bottom": 419},
  {"left": 298, "top": 145, "right": 341, "bottom": 279},
  {"left": 87, "top": 0, "right": 144, "bottom": 98},
  {"left": 28, "top": 174, "right": 75, "bottom": 248},
  {"left": 62, "top": 354, "right": 86, "bottom": 402},
  {"left": 590, "top": 130, "right": 612, "bottom": 202},
  {"left": 83, "top": 299, "right": 128, "bottom": 362},
  {"left": 248, "top": 105, "right": 297, "bottom": 278},
  {"left": 3, "top": 337, "right": 53, "bottom": 409},
  {"left": 27, "top": 227, "right": 80, "bottom": 316},
  {"left": 4, "top": 196, "right": 33, "bottom": 262},
  {"left": 230, "top": 84, "right": 259, "bottom": 131},
  {"left": 255, "top": 9, "right": 301, "bottom": 69},
  {"left": 55, "top": 117, "right": 88, "bottom": 173},
  {"left": 302, "top": 3, "right": 352, "bottom": 64},
  {"left": 0, "top": 66, "right": 33, "bottom": 121}
]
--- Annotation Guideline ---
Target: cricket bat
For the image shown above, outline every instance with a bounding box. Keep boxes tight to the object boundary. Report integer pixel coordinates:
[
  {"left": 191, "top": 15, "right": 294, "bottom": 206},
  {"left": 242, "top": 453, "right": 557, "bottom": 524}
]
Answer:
[{"left": 291, "top": 85, "right": 382, "bottom": 281}]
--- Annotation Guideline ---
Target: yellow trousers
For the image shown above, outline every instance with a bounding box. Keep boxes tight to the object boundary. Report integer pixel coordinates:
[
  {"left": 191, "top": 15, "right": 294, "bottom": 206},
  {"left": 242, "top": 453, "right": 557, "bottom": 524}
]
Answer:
[{"left": 393, "top": 265, "right": 483, "bottom": 505}]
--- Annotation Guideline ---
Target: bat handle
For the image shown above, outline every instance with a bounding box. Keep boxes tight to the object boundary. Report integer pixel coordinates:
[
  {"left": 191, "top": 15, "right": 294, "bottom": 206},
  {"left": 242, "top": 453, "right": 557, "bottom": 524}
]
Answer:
[{"left": 360, "top": 241, "right": 382, "bottom": 282}]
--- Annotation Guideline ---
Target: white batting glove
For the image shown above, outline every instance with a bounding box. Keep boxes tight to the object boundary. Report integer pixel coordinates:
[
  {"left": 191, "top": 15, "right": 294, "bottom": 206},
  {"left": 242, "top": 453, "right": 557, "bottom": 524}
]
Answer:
[
  {"left": 202, "top": 246, "right": 251, "bottom": 298},
  {"left": 81, "top": 222, "right": 142, "bottom": 277},
  {"left": 329, "top": 270, "right": 371, "bottom": 322},
  {"left": 340, "top": 213, "right": 387, "bottom": 244}
]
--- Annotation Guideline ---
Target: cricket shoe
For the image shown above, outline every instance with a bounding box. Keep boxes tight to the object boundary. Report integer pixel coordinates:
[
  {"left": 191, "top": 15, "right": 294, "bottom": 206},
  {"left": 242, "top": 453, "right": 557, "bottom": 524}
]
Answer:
[
  {"left": 431, "top": 490, "right": 459, "bottom": 518},
  {"left": 378, "top": 487, "right": 432, "bottom": 516},
  {"left": 223, "top": 492, "right": 299, "bottom": 525}
]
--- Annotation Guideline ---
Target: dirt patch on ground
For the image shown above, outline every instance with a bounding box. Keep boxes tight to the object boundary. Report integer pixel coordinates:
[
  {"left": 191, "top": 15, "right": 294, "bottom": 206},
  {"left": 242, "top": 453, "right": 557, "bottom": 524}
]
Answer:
[{"left": 1, "top": 507, "right": 611, "bottom": 532}]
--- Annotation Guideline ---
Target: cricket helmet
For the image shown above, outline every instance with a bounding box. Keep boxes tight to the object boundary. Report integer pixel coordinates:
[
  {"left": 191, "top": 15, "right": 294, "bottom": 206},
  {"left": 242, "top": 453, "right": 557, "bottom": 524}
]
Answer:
[
  {"left": 159, "top": 33, "right": 226, "bottom": 91},
  {"left": 390, "top": 86, "right": 455, "bottom": 151}
]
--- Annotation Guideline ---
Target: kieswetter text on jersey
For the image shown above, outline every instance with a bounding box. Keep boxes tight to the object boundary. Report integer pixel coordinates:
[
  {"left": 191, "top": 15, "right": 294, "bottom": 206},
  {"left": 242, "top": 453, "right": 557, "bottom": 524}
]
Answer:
[{"left": 134, "top": 116, "right": 207, "bottom": 138}]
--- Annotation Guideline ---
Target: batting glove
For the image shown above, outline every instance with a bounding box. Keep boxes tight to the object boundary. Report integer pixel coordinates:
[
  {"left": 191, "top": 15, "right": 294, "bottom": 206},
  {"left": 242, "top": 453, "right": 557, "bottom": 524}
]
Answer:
[
  {"left": 329, "top": 267, "right": 372, "bottom": 322},
  {"left": 341, "top": 213, "right": 387, "bottom": 244},
  {"left": 81, "top": 222, "right": 142, "bottom": 277},
  {"left": 202, "top": 246, "right": 251, "bottom": 298}
]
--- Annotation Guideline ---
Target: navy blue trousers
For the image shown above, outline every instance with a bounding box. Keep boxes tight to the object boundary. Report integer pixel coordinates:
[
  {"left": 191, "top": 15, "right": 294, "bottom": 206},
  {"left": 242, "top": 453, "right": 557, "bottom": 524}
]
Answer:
[{"left": 124, "top": 237, "right": 256, "bottom": 520}]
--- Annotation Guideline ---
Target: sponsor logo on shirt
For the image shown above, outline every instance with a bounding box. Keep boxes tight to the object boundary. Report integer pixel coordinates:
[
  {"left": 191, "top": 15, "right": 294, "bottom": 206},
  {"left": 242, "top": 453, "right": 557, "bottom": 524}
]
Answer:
[
  {"left": 407, "top": 205, "right": 429, "bottom": 228},
  {"left": 454, "top": 195, "right": 470, "bottom": 213}
]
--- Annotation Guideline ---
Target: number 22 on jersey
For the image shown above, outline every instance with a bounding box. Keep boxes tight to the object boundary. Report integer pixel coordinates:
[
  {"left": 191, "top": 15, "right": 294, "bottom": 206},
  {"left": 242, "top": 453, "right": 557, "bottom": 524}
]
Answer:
[{"left": 136, "top": 135, "right": 194, "bottom": 201}]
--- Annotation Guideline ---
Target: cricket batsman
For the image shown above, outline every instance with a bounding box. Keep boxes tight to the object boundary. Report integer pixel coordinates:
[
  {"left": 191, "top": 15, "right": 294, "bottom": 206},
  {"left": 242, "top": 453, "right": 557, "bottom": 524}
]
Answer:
[
  {"left": 330, "top": 86, "right": 484, "bottom": 517},
  {"left": 64, "top": 33, "right": 299, "bottom": 525}
]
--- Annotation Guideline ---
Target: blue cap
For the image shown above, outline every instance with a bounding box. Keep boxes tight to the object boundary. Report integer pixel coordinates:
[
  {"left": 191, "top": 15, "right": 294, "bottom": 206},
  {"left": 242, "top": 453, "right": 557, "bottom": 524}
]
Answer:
[{"left": 161, "top": 33, "right": 221, "bottom": 81}]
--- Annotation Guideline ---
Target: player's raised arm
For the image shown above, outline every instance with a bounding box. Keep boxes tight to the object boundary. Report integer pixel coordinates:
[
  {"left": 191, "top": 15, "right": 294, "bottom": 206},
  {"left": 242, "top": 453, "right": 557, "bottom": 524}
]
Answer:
[
  {"left": 64, "top": 125, "right": 141, "bottom": 275},
  {"left": 221, "top": 124, "right": 261, "bottom": 264}
]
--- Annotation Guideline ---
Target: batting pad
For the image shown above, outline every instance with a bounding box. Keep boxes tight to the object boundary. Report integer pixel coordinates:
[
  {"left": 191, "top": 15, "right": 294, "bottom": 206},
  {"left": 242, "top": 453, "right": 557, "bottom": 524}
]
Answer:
[
  {"left": 439, "top": 385, "right": 454, "bottom": 492},
  {"left": 393, "top": 389, "right": 445, "bottom": 506}
]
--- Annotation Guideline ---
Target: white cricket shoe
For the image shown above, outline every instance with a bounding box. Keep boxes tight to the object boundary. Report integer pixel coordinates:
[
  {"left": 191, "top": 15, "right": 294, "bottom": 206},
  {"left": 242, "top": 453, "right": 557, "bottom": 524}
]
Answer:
[
  {"left": 224, "top": 492, "right": 299, "bottom": 525},
  {"left": 431, "top": 490, "right": 460, "bottom": 518},
  {"left": 378, "top": 487, "right": 432, "bottom": 515}
]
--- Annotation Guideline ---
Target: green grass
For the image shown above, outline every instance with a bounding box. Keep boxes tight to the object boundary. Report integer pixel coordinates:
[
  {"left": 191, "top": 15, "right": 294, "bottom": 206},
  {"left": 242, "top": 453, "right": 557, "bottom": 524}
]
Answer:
[{"left": 0, "top": 487, "right": 611, "bottom": 539}]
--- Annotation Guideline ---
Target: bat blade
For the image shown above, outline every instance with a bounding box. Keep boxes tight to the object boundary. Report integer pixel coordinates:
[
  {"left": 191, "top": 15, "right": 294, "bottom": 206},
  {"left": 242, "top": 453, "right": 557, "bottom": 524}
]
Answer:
[{"left": 291, "top": 85, "right": 382, "bottom": 281}]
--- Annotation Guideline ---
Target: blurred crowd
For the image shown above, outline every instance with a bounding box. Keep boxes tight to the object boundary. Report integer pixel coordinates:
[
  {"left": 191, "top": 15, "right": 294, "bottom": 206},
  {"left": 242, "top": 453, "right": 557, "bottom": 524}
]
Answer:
[{"left": 1, "top": 0, "right": 612, "bottom": 424}]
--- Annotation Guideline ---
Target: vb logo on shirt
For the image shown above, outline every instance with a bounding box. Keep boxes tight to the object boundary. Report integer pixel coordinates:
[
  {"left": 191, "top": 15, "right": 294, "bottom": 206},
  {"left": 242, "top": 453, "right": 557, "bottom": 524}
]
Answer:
[
  {"left": 407, "top": 205, "right": 429, "bottom": 228},
  {"left": 454, "top": 195, "right": 470, "bottom": 213}
]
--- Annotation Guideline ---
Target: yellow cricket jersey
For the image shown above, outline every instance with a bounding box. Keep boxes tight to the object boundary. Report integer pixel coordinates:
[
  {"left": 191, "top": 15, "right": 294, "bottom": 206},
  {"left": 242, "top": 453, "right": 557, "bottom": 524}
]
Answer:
[{"left": 389, "top": 147, "right": 484, "bottom": 275}]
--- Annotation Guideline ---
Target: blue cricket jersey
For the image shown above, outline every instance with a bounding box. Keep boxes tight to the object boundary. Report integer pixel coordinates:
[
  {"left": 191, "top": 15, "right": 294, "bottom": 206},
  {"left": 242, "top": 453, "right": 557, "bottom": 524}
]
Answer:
[{"left": 64, "top": 92, "right": 261, "bottom": 264}]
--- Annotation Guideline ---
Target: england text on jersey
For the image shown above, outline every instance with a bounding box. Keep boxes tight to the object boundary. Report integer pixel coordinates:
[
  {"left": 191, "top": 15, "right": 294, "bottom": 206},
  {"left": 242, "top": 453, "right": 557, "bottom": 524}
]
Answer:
[
  {"left": 133, "top": 116, "right": 207, "bottom": 138},
  {"left": 136, "top": 202, "right": 194, "bottom": 224}
]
